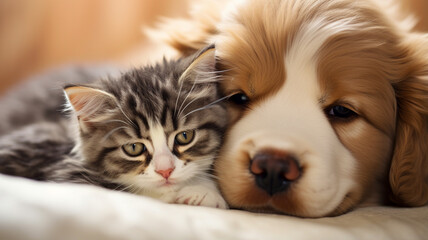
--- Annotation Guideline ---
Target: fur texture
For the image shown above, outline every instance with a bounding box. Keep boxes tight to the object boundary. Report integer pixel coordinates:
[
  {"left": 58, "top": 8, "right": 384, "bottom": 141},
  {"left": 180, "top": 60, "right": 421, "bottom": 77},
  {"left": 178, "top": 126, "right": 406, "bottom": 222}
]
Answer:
[
  {"left": 0, "top": 47, "right": 229, "bottom": 208},
  {"left": 154, "top": 0, "right": 428, "bottom": 217}
]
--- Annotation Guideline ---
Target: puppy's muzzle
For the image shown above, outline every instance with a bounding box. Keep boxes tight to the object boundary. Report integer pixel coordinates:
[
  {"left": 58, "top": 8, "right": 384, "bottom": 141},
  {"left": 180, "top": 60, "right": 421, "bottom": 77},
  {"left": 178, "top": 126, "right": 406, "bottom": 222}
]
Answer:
[{"left": 250, "top": 150, "right": 301, "bottom": 195}]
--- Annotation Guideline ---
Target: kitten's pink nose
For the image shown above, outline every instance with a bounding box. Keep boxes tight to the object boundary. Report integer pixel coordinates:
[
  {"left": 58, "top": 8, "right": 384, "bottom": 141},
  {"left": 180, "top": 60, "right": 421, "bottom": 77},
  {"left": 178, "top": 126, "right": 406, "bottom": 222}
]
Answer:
[{"left": 155, "top": 168, "right": 175, "bottom": 179}]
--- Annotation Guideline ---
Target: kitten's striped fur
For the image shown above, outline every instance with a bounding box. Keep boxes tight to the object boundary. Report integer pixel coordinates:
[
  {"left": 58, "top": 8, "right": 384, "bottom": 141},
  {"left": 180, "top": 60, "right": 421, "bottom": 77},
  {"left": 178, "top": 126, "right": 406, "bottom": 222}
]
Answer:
[{"left": 0, "top": 46, "right": 228, "bottom": 208}]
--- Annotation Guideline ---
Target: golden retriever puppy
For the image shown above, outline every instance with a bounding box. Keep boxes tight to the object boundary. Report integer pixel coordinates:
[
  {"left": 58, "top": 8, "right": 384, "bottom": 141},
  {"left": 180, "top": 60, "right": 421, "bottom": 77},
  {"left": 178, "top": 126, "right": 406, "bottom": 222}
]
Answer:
[{"left": 153, "top": 0, "right": 428, "bottom": 217}]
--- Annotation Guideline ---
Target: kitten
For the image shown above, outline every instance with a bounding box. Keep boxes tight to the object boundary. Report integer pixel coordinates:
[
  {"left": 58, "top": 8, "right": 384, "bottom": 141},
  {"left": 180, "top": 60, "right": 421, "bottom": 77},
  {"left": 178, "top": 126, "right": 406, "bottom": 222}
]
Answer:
[{"left": 0, "top": 45, "right": 228, "bottom": 208}]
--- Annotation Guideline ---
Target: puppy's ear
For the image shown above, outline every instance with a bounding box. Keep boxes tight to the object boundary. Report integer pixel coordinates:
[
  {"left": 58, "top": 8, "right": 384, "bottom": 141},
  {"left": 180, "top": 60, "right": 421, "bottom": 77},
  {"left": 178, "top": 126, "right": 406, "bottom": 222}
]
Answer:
[
  {"left": 389, "top": 64, "right": 428, "bottom": 206},
  {"left": 64, "top": 86, "right": 118, "bottom": 133}
]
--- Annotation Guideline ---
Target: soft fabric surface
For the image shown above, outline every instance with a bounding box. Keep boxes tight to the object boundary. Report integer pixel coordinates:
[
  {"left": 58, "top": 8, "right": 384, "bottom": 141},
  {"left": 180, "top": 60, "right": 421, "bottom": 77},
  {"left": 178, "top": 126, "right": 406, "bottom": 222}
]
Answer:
[{"left": 0, "top": 174, "right": 427, "bottom": 240}]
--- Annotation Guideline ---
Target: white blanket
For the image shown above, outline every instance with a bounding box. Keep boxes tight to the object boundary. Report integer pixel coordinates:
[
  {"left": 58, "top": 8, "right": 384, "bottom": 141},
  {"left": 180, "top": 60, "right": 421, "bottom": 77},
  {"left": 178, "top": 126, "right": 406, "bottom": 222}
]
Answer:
[{"left": 0, "top": 174, "right": 427, "bottom": 240}]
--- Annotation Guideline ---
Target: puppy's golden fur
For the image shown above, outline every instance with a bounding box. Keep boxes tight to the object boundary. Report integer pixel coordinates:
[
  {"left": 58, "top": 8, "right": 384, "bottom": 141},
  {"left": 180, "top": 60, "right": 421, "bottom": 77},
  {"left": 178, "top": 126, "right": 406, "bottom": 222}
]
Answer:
[{"left": 154, "top": 0, "right": 428, "bottom": 217}]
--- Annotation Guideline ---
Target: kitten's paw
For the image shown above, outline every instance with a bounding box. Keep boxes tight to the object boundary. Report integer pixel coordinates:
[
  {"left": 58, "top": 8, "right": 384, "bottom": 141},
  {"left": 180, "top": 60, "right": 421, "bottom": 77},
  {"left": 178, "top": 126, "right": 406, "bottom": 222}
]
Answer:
[{"left": 175, "top": 186, "right": 228, "bottom": 209}]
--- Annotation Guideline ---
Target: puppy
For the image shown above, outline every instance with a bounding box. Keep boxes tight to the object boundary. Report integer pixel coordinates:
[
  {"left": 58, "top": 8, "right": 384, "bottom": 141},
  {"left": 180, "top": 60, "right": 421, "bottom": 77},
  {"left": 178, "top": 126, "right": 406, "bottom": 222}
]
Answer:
[{"left": 153, "top": 0, "right": 428, "bottom": 217}]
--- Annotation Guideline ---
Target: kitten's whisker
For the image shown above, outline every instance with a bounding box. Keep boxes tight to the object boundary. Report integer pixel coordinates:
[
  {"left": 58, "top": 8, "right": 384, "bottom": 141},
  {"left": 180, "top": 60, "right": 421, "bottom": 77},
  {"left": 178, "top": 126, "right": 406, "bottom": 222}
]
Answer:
[
  {"left": 193, "top": 68, "right": 234, "bottom": 75},
  {"left": 192, "top": 174, "right": 219, "bottom": 182},
  {"left": 191, "top": 75, "right": 223, "bottom": 83},
  {"left": 118, "top": 183, "right": 136, "bottom": 192},
  {"left": 182, "top": 104, "right": 214, "bottom": 120},
  {"left": 177, "top": 95, "right": 200, "bottom": 118},
  {"left": 201, "top": 172, "right": 219, "bottom": 180},
  {"left": 102, "top": 126, "right": 130, "bottom": 142},
  {"left": 181, "top": 94, "right": 232, "bottom": 120},
  {"left": 174, "top": 77, "right": 185, "bottom": 117},
  {"left": 129, "top": 184, "right": 145, "bottom": 194},
  {"left": 100, "top": 119, "right": 133, "bottom": 127},
  {"left": 70, "top": 165, "right": 108, "bottom": 187},
  {"left": 115, "top": 103, "right": 138, "bottom": 129},
  {"left": 175, "top": 68, "right": 234, "bottom": 117},
  {"left": 177, "top": 79, "right": 197, "bottom": 118},
  {"left": 109, "top": 181, "right": 128, "bottom": 191},
  {"left": 77, "top": 171, "right": 99, "bottom": 186}
]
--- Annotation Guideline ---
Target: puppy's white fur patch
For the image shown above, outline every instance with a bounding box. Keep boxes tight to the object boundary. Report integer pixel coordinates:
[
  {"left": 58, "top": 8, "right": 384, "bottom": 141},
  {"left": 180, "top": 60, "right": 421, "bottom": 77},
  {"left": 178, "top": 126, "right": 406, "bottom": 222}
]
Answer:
[
  {"left": 283, "top": 18, "right": 358, "bottom": 215},
  {"left": 226, "top": 18, "right": 360, "bottom": 216}
]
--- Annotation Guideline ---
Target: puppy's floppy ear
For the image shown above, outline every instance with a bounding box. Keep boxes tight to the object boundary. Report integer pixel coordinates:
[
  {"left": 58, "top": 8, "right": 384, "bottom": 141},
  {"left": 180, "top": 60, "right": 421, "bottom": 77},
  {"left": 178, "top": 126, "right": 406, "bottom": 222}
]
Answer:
[
  {"left": 389, "top": 61, "right": 428, "bottom": 206},
  {"left": 64, "top": 86, "right": 118, "bottom": 132}
]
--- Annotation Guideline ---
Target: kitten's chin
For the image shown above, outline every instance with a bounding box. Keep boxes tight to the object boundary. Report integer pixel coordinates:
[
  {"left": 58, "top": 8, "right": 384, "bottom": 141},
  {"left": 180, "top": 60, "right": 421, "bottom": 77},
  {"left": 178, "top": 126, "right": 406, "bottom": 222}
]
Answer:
[
  {"left": 115, "top": 175, "right": 179, "bottom": 195},
  {"left": 160, "top": 181, "right": 174, "bottom": 187},
  {"left": 158, "top": 180, "right": 180, "bottom": 189}
]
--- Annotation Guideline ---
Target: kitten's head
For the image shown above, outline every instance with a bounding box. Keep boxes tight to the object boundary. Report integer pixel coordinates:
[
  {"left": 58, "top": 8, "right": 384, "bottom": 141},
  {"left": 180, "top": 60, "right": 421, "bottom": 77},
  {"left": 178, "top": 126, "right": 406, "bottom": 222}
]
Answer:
[{"left": 64, "top": 46, "right": 227, "bottom": 195}]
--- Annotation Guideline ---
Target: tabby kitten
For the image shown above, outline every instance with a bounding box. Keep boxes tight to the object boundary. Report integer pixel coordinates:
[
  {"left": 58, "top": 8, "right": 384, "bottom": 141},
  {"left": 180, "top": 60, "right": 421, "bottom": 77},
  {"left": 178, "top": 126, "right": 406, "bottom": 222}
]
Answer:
[{"left": 0, "top": 46, "right": 228, "bottom": 208}]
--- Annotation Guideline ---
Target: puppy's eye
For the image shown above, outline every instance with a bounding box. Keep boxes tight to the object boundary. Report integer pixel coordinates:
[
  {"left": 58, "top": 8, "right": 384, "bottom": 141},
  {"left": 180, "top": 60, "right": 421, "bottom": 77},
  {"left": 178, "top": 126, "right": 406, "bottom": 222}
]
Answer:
[
  {"left": 122, "top": 143, "right": 146, "bottom": 157},
  {"left": 229, "top": 92, "right": 250, "bottom": 105},
  {"left": 175, "top": 130, "right": 195, "bottom": 146},
  {"left": 327, "top": 105, "right": 357, "bottom": 119}
]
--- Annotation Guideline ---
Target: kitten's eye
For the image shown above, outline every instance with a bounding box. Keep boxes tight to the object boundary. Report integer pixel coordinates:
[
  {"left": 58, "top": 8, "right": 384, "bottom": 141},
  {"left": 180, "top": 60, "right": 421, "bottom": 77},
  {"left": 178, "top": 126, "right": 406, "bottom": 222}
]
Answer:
[
  {"left": 327, "top": 105, "right": 357, "bottom": 119},
  {"left": 175, "top": 130, "right": 195, "bottom": 146},
  {"left": 229, "top": 92, "right": 250, "bottom": 105},
  {"left": 122, "top": 143, "right": 146, "bottom": 157}
]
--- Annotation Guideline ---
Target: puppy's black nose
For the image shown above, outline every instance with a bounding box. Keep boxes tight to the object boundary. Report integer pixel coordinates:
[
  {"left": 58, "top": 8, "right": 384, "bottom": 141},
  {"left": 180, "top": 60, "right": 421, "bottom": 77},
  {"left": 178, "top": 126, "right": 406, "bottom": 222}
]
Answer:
[{"left": 250, "top": 150, "right": 301, "bottom": 195}]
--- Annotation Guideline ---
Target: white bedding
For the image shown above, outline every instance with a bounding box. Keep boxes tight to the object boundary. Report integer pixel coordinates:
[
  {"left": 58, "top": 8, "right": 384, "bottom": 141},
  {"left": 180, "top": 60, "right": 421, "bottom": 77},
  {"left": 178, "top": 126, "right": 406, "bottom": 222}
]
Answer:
[{"left": 1, "top": 174, "right": 427, "bottom": 240}]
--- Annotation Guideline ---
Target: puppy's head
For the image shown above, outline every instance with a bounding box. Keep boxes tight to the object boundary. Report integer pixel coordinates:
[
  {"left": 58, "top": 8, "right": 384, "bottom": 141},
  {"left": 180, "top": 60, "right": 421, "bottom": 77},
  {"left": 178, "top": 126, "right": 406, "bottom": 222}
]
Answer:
[{"left": 159, "top": 0, "right": 428, "bottom": 217}]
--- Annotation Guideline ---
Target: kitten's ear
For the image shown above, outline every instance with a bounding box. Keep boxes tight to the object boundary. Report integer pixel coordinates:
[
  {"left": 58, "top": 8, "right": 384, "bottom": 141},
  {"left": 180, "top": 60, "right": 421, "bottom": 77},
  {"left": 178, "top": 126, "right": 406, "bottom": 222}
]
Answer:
[
  {"left": 180, "top": 44, "right": 216, "bottom": 83},
  {"left": 64, "top": 86, "right": 117, "bottom": 131}
]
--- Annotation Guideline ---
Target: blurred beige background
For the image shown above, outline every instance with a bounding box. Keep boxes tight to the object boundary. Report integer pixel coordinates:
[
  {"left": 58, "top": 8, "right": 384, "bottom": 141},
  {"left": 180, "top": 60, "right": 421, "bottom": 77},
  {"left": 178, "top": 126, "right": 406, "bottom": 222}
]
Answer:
[
  {"left": 0, "top": 0, "right": 189, "bottom": 95},
  {"left": 0, "top": 0, "right": 426, "bottom": 95}
]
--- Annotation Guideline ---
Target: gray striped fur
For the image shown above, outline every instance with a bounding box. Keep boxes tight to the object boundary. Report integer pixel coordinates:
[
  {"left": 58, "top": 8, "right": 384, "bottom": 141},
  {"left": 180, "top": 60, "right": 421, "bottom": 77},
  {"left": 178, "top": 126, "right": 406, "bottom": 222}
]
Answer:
[{"left": 0, "top": 46, "right": 228, "bottom": 199}]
